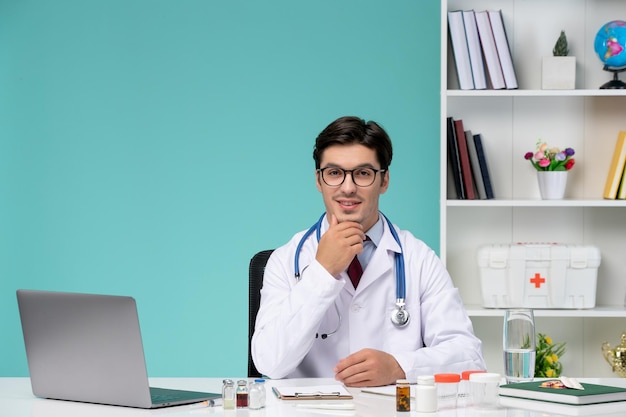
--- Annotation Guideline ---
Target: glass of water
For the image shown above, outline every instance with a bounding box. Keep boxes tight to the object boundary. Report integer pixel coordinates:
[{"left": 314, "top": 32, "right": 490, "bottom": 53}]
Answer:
[{"left": 503, "top": 309, "right": 536, "bottom": 383}]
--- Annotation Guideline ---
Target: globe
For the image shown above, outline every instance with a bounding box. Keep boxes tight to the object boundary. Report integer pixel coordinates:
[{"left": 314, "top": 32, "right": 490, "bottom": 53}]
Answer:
[{"left": 594, "top": 20, "right": 626, "bottom": 68}]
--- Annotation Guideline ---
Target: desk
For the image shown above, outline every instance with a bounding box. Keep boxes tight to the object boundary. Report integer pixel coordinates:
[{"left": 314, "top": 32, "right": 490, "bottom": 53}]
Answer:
[{"left": 2, "top": 377, "right": 626, "bottom": 417}]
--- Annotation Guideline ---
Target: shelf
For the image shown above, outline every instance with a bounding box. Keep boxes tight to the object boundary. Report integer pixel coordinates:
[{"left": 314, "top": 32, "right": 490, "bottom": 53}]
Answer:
[
  {"left": 465, "top": 305, "right": 626, "bottom": 318},
  {"left": 447, "top": 89, "right": 626, "bottom": 97},
  {"left": 443, "top": 0, "right": 626, "bottom": 377},
  {"left": 446, "top": 199, "right": 626, "bottom": 207}
]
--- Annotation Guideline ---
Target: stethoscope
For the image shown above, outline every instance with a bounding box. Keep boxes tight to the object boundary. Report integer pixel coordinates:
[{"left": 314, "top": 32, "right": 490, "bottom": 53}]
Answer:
[{"left": 294, "top": 212, "right": 410, "bottom": 339}]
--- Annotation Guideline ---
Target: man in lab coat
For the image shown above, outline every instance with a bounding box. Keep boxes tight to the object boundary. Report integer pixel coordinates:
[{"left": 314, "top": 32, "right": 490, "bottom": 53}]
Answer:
[{"left": 251, "top": 116, "right": 485, "bottom": 387}]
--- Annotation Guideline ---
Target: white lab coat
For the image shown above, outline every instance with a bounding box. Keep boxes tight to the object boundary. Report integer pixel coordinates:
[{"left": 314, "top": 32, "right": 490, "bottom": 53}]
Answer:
[{"left": 251, "top": 216, "right": 485, "bottom": 381}]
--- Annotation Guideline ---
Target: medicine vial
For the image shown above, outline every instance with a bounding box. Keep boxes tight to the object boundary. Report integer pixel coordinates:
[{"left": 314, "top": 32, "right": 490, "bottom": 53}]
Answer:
[
  {"left": 396, "top": 379, "right": 411, "bottom": 412},
  {"left": 222, "top": 379, "right": 235, "bottom": 410},
  {"left": 248, "top": 379, "right": 266, "bottom": 410},
  {"left": 416, "top": 375, "right": 437, "bottom": 413},
  {"left": 236, "top": 379, "right": 249, "bottom": 408},
  {"left": 434, "top": 373, "right": 460, "bottom": 410},
  {"left": 459, "top": 370, "right": 486, "bottom": 407}
]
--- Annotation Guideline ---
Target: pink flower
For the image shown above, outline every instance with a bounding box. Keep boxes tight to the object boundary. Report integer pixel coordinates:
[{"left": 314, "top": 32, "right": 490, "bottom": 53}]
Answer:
[{"left": 539, "top": 158, "right": 551, "bottom": 168}]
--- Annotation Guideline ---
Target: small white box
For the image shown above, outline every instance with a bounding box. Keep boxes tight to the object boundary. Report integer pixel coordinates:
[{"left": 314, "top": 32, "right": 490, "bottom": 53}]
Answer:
[{"left": 477, "top": 243, "right": 601, "bottom": 309}]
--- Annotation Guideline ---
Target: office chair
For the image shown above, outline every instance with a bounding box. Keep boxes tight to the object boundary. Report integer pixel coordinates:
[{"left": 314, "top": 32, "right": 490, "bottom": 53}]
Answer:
[{"left": 248, "top": 249, "right": 274, "bottom": 378}]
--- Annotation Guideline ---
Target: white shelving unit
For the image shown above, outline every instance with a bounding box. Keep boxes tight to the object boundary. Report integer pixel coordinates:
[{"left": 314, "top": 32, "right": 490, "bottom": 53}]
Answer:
[{"left": 441, "top": 0, "right": 626, "bottom": 377}]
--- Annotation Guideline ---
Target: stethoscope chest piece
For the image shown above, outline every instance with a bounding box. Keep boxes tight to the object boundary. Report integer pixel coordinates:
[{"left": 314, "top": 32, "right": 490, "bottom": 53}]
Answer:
[{"left": 391, "top": 300, "right": 410, "bottom": 327}]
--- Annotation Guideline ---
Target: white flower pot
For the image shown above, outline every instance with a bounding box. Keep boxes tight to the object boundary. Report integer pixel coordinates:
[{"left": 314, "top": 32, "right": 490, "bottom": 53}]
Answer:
[
  {"left": 537, "top": 171, "right": 568, "bottom": 200},
  {"left": 542, "top": 56, "right": 576, "bottom": 90}
]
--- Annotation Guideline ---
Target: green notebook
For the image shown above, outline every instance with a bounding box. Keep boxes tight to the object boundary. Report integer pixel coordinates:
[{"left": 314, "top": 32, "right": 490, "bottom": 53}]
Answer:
[{"left": 499, "top": 381, "right": 626, "bottom": 405}]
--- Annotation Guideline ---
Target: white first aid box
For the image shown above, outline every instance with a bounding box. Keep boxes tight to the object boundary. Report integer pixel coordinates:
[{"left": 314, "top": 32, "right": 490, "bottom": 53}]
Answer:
[{"left": 477, "top": 243, "right": 601, "bottom": 309}]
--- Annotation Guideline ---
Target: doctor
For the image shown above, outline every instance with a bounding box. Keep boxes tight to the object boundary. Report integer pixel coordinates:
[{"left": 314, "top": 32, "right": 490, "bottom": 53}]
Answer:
[{"left": 251, "top": 116, "right": 485, "bottom": 387}]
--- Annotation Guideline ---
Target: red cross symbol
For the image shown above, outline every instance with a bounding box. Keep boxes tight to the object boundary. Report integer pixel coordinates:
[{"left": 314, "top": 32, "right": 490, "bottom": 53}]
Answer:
[{"left": 530, "top": 273, "right": 546, "bottom": 288}]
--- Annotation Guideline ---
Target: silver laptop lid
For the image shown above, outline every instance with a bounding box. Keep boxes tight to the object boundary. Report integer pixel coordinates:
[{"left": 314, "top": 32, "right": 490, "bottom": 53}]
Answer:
[{"left": 17, "top": 289, "right": 155, "bottom": 408}]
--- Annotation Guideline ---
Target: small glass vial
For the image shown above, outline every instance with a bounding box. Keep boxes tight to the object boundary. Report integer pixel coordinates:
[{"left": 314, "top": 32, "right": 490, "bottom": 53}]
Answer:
[
  {"left": 236, "top": 379, "right": 248, "bottom": 408},
  {"left": 248, "top": 378, "right": 266, "bottom": 410},
  {"left": 434, "top": 373, "right": 460, "bottom": 410},
  {"left": 222, "top": 379, "right": 235, "bottom": 410},
  {"left": 396, "top": 379, "right": 411, "bottom": 412},
  {"left": 416, "top": 375, "right": 437, "bottom": 413}
]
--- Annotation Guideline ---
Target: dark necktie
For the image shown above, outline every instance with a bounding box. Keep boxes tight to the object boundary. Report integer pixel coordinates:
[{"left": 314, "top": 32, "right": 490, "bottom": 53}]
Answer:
[
  {"left": 347, "top": 256, "right": 363, "bottom": 289},
  {"left": 347, "top": 236, "right": 370, "bottom": 289}
]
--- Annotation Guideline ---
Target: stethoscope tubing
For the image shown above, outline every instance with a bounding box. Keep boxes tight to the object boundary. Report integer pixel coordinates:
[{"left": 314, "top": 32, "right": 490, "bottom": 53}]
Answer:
[{"left": 293, "top": 212, "right": 406, "bottom": 302}]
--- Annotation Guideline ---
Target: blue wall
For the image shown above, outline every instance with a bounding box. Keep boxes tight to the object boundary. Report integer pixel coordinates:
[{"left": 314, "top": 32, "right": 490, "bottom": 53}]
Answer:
[{"left": 0, "top": 0, "right": 440, "bottom": 377}]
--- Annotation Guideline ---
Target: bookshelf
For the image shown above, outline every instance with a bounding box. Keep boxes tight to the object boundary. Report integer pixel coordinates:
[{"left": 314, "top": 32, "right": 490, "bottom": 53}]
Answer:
[{"left": 441, "top": 0, "right": 626, "bottom": 377}]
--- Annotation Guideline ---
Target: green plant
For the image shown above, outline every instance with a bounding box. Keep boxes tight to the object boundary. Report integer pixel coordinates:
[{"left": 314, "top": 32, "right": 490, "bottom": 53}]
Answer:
[
  {"left": 535, "top": 333, "right": 567, "bottom": 378},
  {"left": 553, "top": 30, "right": 569, "bottom": 56}
]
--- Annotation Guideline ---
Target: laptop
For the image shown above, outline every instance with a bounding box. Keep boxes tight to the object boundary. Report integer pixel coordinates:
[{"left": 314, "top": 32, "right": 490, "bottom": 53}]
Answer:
[{"left": 16, "top": 289, "right": 221, "bottom": 409}]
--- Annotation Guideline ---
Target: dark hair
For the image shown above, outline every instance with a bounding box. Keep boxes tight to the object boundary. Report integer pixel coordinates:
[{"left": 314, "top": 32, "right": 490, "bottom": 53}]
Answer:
[{"left": 313, "top": 116, "right": 393, "bottom": 170}]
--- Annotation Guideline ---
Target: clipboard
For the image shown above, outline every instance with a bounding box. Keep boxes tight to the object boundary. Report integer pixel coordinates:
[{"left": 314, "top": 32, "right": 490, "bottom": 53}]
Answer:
[{"left": 272, "top": 385, "right": 353, "bottom": 400}]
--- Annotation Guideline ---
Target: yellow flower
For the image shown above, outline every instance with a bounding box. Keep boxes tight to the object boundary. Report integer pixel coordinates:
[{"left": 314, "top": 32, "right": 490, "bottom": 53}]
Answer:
[
  {"left": 545, "top": 336, "right": 553, "bottom": 344},
  {"left": 551, "top": 354, "right": 559, "bottom": 363},
  {"left": 546, "top": 356, "right": 554, "bottom": 365},
  {"left": 546, "top": 369, "right": 556, "bottom": 378}
]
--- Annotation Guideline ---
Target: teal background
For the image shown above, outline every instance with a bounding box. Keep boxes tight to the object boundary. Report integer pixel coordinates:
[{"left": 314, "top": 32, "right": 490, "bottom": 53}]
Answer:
[{"left": 0, "top": 0, "right": 440, "bottom": 377}]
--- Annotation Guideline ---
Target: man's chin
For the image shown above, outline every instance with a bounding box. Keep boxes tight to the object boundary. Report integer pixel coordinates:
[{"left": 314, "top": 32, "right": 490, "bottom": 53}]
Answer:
[{"left": 334, "top": 212, "right": 362, "bottom": 224}]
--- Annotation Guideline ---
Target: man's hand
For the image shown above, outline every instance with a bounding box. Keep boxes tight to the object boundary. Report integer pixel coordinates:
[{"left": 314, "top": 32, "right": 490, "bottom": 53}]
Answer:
[
  {"left": 316, "top": 215, "right": 365, "bottom": 277},
  {"left": 333, "top": 348, "right": 405, "bottom": 387}
]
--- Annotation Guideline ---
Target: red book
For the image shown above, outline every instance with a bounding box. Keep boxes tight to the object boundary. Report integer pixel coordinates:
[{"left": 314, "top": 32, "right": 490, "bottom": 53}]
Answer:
[{"left": 454, "top": 119, "right": 476, "bottom": 200}]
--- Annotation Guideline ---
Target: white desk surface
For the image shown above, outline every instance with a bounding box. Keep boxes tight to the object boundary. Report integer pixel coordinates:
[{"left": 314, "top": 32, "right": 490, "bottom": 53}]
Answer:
[{"left": 2, "top": 377, "right": 626, "bottom": 417}]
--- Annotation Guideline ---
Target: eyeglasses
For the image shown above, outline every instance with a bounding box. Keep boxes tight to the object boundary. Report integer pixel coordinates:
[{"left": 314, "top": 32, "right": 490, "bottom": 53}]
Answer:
[{"left": 317, "top": 167, "right": 386, "bottom": 187}]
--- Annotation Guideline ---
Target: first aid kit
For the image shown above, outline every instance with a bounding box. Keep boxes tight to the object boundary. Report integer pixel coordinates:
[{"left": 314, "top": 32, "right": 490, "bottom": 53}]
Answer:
[{"left": 477, "top": 243, "right": 601, "bottom": 309}]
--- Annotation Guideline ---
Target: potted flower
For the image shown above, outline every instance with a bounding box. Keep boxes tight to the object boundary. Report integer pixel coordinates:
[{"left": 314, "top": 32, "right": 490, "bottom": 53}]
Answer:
[
  {"left": 524, "top": 139, "right": 575, "bottom": 199},
  {"left": 535, "top": 333, "right": 567, "bottom": 378},
  {"left": 542, "top": 30, "right": 576, "bottom": 89}
]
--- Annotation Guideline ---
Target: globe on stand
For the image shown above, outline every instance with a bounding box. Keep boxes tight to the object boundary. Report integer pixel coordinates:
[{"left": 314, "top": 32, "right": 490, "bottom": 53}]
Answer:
[{"left": 594, "top": 20, "right": 626, "bottom": 89}]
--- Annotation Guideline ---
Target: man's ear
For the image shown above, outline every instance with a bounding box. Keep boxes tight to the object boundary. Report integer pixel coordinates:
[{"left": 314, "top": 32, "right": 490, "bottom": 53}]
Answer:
[{"left": 380, "top": 170, "right": 390, "bottom": 194}]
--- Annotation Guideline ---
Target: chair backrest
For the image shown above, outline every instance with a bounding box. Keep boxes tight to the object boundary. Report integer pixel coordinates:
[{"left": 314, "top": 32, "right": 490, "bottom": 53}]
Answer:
[{"left": 248, "top": 249, "right": 274, "bottom": 378}]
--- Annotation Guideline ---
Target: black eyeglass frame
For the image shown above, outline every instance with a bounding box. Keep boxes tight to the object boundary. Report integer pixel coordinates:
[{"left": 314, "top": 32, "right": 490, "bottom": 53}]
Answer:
[{"left": 316, "top": 167, "right": 387, "bottom": 188}]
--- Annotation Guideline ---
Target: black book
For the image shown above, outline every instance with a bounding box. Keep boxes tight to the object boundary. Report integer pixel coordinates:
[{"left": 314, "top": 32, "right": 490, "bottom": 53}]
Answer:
[
  {"left": 473, "top": 133, "right": 494, "bottom": 199},
  {"left": 447, "top": 117, "right": 465, "bottom": 199}
]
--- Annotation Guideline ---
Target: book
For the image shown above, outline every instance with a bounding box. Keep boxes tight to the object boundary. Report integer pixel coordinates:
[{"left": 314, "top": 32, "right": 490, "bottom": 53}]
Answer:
[
  {"left": 473, "top": 133, "right": 495, "bottom": 199},
  {"left": 617, "top": 165, "right": 626, "bottom": 199},
  {"left": 602, "top": 131, "right": 626, "bottom": 199},
  {"left": 448, "top": 10, "right": 474, "bottom": 90},
  {"left": 465, "top": 130, "right": 487, "bottom": 199},
  {"left": 488, "top": 9, "right": 518, "bottom": 89},
  {"left": 454, "top": 119, "right": 476, "bottom": 200},
  {"left": 272, "top": 385, "right": 353, "bottom": 400},
  {"left": 447, "top": 117, "right": 466, "bottom": 199},
  {"left": 499, "top": 380, "right": 626, "bottom": 405},
  {"left": 474, "top": 10, "right": 505, "bottom": 89},
  {"left": 462, "top": 10, "right": 487, "bottom": 90}
]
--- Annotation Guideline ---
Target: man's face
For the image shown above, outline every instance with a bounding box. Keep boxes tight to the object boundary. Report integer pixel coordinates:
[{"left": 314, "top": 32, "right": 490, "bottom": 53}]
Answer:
[{"left": 316, "top": 144, "right": 389, "bottom": 232}]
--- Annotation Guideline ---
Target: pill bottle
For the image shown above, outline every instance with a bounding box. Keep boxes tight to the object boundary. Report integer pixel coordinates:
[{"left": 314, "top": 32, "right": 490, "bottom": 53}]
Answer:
[
  {"left": 236, "top": 379, "right": 248, "bottom": 408},
  {"left": 248, "top": 379, "right": 266, "bottom": 410},
  {"left": 459, "top": 370, "right": 486, "bottom": 407},
  {"left": 434, "top": 373, "right": 460, "bottom": 409},
  {"left": 396, "top": 379, "right": 411, "bottom": 412},
  {"left": 470, "top": 372, "right": 501, "bottom": 409},
  {"left": 222, "top": 379, "right": 235, "bottom": 410},
  {"left": 415, "top": 375, "right": 437, "bottom": 413}
]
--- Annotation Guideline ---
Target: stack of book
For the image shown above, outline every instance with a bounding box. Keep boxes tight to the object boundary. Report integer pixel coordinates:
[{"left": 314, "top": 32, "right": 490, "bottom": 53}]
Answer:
[
  {"left": 448, "top": 9, "right": 518, "bottom": 90},
  {"left": 447, "top": 117, "right": 494, "bottom": 200},
  {"left": 603, "top": 131, "right": 626, "bottom": 200}
]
